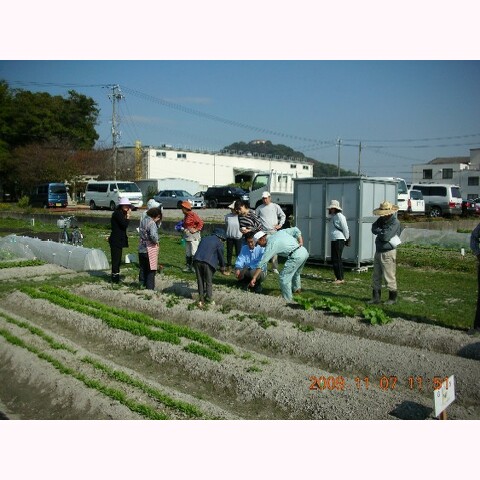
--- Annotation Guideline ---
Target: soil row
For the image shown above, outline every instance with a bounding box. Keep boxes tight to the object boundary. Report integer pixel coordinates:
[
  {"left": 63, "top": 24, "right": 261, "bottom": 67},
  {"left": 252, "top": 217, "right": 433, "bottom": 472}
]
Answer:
[{"left": 0, "top": 265, "right": 478, "bottom": 419}]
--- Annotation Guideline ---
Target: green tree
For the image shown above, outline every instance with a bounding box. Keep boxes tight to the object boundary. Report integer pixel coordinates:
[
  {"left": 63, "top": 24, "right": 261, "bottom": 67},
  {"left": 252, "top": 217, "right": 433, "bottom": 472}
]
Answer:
[
  {"left": 223, "top": 139, "right": 356, "bottom": 177},
  {"left": 0, "top": 81, "right": 101, "bottom": 198}
]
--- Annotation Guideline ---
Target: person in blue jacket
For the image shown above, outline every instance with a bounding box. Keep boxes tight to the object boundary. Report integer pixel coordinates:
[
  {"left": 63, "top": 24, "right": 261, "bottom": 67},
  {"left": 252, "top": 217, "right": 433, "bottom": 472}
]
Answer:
[
  {"left": 234, "top": 231, "right": 267, "bottom": 293},
  {"left": 193, "top": 228, "right": 229, "bottom": 307}
]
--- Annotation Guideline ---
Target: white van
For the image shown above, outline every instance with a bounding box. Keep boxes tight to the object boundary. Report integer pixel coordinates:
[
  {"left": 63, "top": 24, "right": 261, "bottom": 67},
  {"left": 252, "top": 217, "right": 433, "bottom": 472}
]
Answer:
[
  {"left": 410, "top": 183, "right": 462, "bottom": 217},
  {"left": 369, "top": 177, "right": 409, "bottom": 212},
  {"left": 85, "top": 180, "right": 143, "bottom": 211}
]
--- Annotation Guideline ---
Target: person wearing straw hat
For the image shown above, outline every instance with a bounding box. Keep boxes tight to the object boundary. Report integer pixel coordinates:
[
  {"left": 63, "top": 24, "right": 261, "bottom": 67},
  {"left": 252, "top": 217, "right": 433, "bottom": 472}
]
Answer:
[
  {"left": 179, "top": 200, "right": 204, "bottom": 272},
  {"left": 108, "top": 197, "right": 133, "bottom": 284},
  {"left": 328, "top": 199, "right": 349, "bottom": 285},
  {"left": 369, "top": 200, "right": 402, "bottom": 305}
]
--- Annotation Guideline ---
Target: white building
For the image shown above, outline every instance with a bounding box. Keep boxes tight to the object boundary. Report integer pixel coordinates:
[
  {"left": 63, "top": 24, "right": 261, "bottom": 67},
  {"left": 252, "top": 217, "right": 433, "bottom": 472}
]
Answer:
[
  {"left": 411, "top": 147, "right": 480, "bottom": 199},
  {"left": 118, "top": 145, "right": 314, "bottom": 190}
]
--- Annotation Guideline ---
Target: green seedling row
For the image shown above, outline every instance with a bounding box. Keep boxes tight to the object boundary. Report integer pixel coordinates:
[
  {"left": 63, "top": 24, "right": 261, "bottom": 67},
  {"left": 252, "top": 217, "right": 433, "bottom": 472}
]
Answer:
[
  {"left": 20, "top": 286, "right": 233, "bottom": 361},
  {"left": 0, "top": 327, "right": 168, "bottom": 420}
]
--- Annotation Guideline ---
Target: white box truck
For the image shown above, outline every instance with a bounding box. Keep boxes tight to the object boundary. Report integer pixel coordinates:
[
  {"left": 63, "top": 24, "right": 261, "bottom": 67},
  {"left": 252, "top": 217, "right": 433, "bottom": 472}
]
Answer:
[
  {"left": 249, "top": 171, "right": 296, "bottom": 216},
  {"left": 293, "top": 176, "right": 398, "bottom": 268}
]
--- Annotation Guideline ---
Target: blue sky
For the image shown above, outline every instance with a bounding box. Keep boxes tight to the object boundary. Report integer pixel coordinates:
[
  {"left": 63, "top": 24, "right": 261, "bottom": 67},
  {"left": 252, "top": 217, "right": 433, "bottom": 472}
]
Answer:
[{"left": 1, "top": 60, "right": 479, "bottom": 182}]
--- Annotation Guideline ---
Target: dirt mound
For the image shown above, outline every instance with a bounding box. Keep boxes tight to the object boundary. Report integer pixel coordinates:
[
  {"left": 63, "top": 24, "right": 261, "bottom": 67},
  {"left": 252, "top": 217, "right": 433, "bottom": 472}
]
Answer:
[{"left": 0, "top": 264, "right": 479, "bottom": 420}]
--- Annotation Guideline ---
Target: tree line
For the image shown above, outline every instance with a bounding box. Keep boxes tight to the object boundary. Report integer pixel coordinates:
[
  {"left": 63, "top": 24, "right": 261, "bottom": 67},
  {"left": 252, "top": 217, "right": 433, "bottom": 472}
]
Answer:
[
  {"left": 0, "top": 80, "right": 112, "bottom": 200},
  {"left": 223, "top": 140, "right": 356, "bottom": 177},
  {"left": 0, "top": 81, "right": 355, "bottom": 202}
]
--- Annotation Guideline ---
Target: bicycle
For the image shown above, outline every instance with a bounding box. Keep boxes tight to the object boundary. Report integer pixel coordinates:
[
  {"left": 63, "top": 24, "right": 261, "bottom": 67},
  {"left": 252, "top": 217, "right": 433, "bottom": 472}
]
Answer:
[{"left": 57, "top": 215, "right": 84, "bottom": 246}]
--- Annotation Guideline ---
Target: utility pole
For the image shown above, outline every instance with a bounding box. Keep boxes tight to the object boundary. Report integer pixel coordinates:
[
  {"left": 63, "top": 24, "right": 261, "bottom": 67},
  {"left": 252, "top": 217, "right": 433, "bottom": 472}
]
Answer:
[
  {"left": 358, "top": 141, "right": 362, "bottom": 176},
  {"left": 337, "top": 137, "right": 341, "bottom": 176},
  {"left": 108, "top": 85, "right": 124, "bottom": 180}
]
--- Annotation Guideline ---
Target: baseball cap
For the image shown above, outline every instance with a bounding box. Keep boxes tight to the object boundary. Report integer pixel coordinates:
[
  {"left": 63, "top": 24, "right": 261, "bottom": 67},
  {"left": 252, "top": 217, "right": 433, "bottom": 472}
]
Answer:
[
  {"left": 253, "top": 231, "right": 267, "bottom": 244},
  {"left": 262, "top": 192, "right": 270, "bottom": 198}
]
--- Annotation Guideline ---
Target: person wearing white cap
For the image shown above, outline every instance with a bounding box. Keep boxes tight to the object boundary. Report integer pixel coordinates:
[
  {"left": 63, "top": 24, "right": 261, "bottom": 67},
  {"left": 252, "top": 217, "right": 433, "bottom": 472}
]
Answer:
[
  {"left": 108, "top": 197, "right": 132, "bottom": 283},
  {"left": 328, "top": 199, "right": 349, "bottom": 284},
  {"left": 224, "top": 201, "right": 243, "bottom": 271},
  {"left": 255, "top": 191, "right": 286, "bottom": 274},
  {"left": 249, "top": 227, "right": 309, "bottom": 301},
  {"left": 369, "top": 200, "right": 401, "bottom": 305}
]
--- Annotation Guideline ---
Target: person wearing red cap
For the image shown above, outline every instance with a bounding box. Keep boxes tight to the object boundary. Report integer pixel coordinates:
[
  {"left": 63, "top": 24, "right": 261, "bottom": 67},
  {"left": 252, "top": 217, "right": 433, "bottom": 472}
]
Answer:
[{"left": 179, "top": 200, "right": 204, "bottom": 272}]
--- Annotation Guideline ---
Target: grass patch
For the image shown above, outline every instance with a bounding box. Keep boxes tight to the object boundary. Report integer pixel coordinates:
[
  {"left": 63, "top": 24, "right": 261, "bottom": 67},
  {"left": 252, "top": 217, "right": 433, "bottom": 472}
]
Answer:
[
  {"left": 0, "top": 259, "right": 45, "bottom": 269},
  {"left": 0, "top": 216, "right": 476, "bottom": 330}
]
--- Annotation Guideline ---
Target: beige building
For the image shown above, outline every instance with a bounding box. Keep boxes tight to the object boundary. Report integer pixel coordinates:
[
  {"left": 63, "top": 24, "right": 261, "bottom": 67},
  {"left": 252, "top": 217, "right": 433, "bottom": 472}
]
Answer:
[{"left": 411, "top": 147, "right": 480, "bottom": 199}]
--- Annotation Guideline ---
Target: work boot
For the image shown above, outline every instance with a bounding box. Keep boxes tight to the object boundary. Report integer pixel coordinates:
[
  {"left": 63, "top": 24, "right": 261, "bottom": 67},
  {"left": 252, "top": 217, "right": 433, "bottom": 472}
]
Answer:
[
  {"left": 385, "top": 290, "right": 398, "bottom": 305},
  {"left": 367, "top": 289, "right": 381, "bottom": 304},
  {"left": 183, "top": 256, "right": 193, "bottom": 272},
  {"left": 111, "top": 273, "right": 120, "bottom": 284}
]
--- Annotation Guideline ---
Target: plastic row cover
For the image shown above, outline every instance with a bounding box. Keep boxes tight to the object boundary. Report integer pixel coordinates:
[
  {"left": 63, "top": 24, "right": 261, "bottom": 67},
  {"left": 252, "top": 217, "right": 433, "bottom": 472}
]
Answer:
[
  {"left": 400, "top": 228, "right": 470, "bottom": 249},
  {"left": 0, "top": 235, "right": 109, "bottom": 271}
]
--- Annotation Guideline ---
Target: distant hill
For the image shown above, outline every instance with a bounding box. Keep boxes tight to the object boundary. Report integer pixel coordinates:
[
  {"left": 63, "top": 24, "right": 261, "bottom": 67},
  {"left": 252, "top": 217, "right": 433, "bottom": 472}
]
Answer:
[{"left": 223, "top": 140, "right": 356, "bottom": 177}]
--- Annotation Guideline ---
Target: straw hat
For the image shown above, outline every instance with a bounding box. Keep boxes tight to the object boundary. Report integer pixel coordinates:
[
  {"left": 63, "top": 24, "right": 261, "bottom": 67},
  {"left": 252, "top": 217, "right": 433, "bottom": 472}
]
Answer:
[
  {"left": 373, "top": 200, "right": 399, "bottom": 216},
  {"left": 327, "top": 200, "right": 342, "bottom": 211}
]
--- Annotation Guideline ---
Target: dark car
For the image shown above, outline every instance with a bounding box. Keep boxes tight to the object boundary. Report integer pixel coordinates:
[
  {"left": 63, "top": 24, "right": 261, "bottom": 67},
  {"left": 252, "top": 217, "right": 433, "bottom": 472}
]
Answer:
[
  {"left": 462, "top": 198, "right": 479, "bottom": 216},
  {"left": 204, "top": 186, "right": 249, "bottom": 208}
]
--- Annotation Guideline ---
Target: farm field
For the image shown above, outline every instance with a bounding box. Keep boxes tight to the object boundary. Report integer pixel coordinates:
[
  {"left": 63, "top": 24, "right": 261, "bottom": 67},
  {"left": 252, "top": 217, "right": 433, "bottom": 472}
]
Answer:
[{"left": 0, "top": 213, "right": 479, "bottom": 420}]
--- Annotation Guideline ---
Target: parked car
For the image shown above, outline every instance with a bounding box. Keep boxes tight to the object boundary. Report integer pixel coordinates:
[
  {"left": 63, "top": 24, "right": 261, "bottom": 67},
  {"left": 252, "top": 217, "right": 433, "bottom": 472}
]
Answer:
[
  {"left": 409, "top": 183, "right": 462, "bottom": 217},
  {"left": 193, "top": 191, "right": 206, "bottom": 205},
  {"left": 462, "top": 199, "right": 477, "bottom": 216},
  {"left": 85, "top": 180, "right": 143, "bottom": 211},
  {"left": 406, "top": 189, "right": 425, "bottom": 215},
  {"left": 204, "top": 186, "right": 249, "bottom": 208},
  {"left": 30, "top": 182, "right": 68, "bottom": 208},
  {"left": 153, "top": 190, "right": 204, "bottom": 209}
]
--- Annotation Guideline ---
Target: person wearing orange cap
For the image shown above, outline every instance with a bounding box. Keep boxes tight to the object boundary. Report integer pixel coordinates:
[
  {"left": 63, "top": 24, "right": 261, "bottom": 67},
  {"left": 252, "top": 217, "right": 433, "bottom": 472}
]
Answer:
[{"left": 179, "top": 200, "right": 204, "bottom": 272}]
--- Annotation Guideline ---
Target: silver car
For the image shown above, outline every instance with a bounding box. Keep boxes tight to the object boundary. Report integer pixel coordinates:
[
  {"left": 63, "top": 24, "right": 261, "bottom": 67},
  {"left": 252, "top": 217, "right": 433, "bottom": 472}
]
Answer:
[{"left": 153, "top": 190, "right": 204, "bottom": 209}]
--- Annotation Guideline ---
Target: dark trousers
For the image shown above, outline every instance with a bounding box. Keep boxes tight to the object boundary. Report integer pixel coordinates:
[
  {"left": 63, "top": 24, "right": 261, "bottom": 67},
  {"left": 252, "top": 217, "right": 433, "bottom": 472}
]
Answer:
[
  {"left": 110, "top": 245, "right": 123, "bottom": 281},
  {"left": 139, "top": 252, "right": 156, "bottom": 290},
  {"left": 237, "top": 267, "right": 265, "bottom": 293},
  {"left": 331, "top": 240, "right": 345, "bottom": 280},
  {"left": 226, "top": 238, "right": 243, "bottom": 267},
  {"left": 193, "top": 260, "right": 214, "bottom": 302},
  {"left": 475, "top": 264, "right": 480, "bottom": 329}
]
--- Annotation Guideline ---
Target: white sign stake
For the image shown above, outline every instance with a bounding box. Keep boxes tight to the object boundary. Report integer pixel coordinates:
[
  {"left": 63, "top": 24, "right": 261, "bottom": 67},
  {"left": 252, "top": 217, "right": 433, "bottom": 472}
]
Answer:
[{"left": 434, "top": 375, "right": 455, "bottom": 419}]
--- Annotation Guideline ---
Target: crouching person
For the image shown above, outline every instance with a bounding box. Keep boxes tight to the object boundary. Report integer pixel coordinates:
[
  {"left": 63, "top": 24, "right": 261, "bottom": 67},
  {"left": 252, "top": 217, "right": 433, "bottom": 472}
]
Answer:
[
  {"left": 193, "top": 228, "right": 229, "bottom": 307},
  {"left": 234, "top": 231, "right": 267, "bottom": 293}
]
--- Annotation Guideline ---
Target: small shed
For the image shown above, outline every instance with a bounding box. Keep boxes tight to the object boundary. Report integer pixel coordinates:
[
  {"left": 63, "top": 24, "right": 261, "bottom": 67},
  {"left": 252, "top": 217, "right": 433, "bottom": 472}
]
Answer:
[{"left": 293, "top": 176, "right": 398, "bottom": 268}]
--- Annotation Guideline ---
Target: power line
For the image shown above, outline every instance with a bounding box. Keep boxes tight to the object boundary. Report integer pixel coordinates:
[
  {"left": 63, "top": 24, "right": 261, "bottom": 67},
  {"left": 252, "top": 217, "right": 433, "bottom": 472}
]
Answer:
[{"left": 120, "top": 85, "right": 334, "bottom": 146}]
